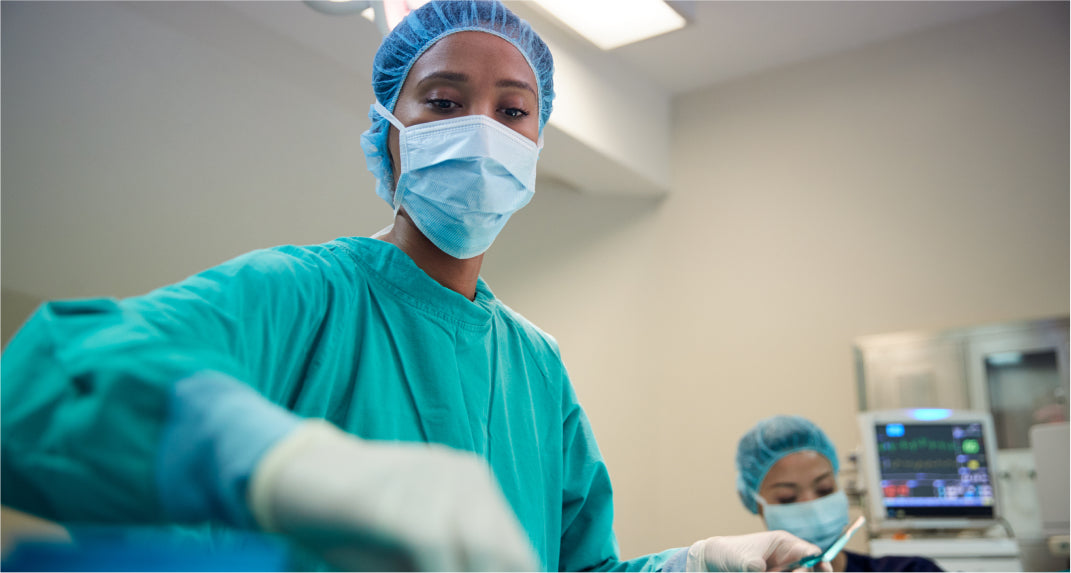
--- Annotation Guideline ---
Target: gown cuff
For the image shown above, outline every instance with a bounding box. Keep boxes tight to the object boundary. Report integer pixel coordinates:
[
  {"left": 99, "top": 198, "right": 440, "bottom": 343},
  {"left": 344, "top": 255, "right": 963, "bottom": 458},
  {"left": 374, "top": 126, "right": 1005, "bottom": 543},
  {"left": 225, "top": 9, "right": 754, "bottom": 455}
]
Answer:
[
  {"left": 156, "top": 372, "right": 302, "bottom": 527},
  {"left": 660, "top": 546, "right": 690, "bottom": 572}
]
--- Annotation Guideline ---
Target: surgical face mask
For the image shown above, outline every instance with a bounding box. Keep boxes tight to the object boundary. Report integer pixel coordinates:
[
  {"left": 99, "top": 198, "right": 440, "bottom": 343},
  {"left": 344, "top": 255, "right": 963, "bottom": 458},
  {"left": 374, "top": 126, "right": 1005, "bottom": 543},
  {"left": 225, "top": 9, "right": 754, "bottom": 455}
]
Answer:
[
  {"left": 757, "top": 490, "right": 850, "bottom": 551},
  {"left": 374, "top": 101, "right": 542, "bottom": 260}
]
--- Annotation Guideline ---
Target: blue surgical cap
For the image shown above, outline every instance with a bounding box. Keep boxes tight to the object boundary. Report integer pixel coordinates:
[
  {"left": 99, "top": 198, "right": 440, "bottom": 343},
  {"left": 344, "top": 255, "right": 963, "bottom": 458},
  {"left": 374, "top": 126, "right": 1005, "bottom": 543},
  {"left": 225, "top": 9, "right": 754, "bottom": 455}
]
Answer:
[
  {"left": 735, "top": 415, "right": 840, "bottom": 514},
  {"left": 359, "top": 0, "right": 555, "bottom": 207}
]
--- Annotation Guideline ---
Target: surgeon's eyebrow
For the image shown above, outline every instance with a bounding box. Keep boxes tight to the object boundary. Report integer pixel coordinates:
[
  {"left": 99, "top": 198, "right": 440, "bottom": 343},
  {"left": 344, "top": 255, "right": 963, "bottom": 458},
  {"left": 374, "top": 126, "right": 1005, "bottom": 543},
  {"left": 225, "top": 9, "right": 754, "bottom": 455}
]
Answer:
[
  {"left": 416, "top": 71, "right": 536, "bottom": 95},
  {"left": 768, "top": 470, "right": 835, "bottom": 491},
  {"left": 417, "top": 71, "right": 469, "bottom": 88},
  {"left": 496, "top": 78, "right": 537, "bottom": 95},
  {"left": 811, "top": 471, "right": 834, "bottom": 485}
]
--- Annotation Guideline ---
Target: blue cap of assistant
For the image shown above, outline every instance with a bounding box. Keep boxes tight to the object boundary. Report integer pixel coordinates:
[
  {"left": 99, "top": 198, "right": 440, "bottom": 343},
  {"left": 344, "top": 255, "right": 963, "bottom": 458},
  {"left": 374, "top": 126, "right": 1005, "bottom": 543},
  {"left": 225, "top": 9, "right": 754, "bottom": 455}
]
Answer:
[
  {"left": 359, "top": 0, "right": 555, "bottom": 207},
  {"left": 735, "top": 415, "right": 840, "bottom": 514}
]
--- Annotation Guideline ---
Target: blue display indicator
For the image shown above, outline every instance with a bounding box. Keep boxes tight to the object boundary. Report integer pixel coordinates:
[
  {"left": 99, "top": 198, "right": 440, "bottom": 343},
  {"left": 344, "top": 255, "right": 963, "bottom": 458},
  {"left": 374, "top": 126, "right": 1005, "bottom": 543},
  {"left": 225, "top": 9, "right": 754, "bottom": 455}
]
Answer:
[
  {"left": 910, "top": 408, "right": 952, "bottom": 421},
  {"left": 885, "top": 423, "right": 905, "bottom": 437}
]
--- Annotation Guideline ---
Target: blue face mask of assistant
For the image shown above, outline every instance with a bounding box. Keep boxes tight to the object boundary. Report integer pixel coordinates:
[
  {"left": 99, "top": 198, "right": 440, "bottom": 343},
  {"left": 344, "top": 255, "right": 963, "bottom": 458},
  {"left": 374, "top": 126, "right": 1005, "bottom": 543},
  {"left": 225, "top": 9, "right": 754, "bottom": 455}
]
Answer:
[
  {"left": 757, "top": 490, "right": 850, "bottom": 551},
  {"left": 374, "top": 101, "right": 542, "bottom": 260}
]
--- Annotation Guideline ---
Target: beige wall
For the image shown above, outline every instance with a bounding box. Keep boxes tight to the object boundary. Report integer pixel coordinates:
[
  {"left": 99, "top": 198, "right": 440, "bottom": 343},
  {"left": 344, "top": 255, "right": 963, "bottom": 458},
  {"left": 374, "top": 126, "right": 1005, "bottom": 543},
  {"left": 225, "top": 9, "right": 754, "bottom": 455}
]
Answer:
[
  {"left": 1, "top": 288, "right": 44, "bottom": 350},
  {"left": 485, "top": 2, "right": 1069, "bottom": 558}
]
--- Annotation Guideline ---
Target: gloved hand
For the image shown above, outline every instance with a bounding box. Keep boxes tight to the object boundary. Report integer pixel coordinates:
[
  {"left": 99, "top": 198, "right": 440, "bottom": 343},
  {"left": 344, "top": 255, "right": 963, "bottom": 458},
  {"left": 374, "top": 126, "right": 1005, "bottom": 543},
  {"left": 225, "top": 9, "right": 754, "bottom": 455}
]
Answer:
[
  {"left": 685, "top": 531, "right": 831, "bottom": 572},
  {"left": 248, "top": 420, "right": 539, "bottom": 572}
]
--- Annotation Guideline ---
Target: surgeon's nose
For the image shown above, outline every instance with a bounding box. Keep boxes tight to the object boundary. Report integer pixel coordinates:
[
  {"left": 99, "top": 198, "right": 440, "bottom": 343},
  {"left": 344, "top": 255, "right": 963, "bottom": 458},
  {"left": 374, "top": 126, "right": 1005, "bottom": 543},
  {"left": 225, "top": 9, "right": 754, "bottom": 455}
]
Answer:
[{"left": 466, "top": 98, "right": 499, "bottom": 123}]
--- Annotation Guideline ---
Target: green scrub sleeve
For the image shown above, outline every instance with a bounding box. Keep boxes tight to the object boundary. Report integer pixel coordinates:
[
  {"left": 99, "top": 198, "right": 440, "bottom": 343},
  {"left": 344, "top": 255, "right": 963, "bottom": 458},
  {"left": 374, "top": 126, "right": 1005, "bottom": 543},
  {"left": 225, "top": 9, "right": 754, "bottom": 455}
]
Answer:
[
  {"left": 558, "top": 383, "right": 684, "bottom": 572},
  {"left": 0, "top": 245, "right": 331, "bottom": 525}
]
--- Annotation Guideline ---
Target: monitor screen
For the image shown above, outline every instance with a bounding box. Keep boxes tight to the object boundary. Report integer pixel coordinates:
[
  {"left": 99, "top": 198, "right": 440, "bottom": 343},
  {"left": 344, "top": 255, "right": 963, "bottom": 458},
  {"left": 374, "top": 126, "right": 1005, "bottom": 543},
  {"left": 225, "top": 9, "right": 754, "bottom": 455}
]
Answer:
[{"left": 873, "top": 421, "right": 995, "bottom": 520}]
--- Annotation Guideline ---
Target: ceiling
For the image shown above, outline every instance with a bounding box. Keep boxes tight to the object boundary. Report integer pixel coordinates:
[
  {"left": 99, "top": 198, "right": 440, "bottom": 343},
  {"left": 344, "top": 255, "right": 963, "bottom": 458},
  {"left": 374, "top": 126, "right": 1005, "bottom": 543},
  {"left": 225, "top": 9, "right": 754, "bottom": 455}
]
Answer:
[
  {"left": 231, "top": 1, "right": 1021, "bottom": 97},
  {"left": 588, "top": 1, "right": 1021, "bottom": 95}
]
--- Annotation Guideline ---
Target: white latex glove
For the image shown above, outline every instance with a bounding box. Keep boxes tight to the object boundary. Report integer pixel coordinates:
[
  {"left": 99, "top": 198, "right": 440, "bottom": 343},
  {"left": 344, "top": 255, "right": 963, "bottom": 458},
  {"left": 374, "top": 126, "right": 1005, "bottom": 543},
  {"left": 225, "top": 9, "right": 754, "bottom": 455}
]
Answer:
[
  {"left": 685, "top": 531, "right": 832, "bottom": 572},
  {"left": 248, "top": 420, "right": 540, "bottom": 572}
]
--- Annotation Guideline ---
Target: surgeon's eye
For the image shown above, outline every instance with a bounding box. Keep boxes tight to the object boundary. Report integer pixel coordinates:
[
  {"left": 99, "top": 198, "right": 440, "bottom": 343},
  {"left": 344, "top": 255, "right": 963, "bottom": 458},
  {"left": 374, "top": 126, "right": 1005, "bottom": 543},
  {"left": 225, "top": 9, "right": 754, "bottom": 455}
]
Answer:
[
  {"left": 501, "top": 107, "right": 530, "bottom": 120},
  {"left": 776, "top": 497, "right": 797, "bottom": 504},
  {"left": 426, "top": 98, "right": 460, "bottom": 113},
  {"left": 817, "top": 488, "right": 834, "bottom": 497}
]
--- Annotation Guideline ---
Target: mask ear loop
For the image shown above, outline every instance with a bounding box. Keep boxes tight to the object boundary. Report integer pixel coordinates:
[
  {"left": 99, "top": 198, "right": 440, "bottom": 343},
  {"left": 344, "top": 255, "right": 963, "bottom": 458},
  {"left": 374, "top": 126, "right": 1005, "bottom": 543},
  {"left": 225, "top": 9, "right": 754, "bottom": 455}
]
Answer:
[
  {"left": 373, "top": 101, "right": 408, "bottom": 215},
  {"left": 753, "top": 492, "right": 770, "bottom": 512},
  {"left": 373, "top": 101, "right": 406, "bottom": 131}
]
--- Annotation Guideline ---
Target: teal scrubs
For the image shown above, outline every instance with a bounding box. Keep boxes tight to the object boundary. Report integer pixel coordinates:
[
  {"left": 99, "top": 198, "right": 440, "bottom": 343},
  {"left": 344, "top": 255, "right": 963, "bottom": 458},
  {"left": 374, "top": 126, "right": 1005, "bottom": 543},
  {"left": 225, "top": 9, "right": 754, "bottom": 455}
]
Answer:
[{"left": 1, "top": 237, "right": 681, "bottom": 571}]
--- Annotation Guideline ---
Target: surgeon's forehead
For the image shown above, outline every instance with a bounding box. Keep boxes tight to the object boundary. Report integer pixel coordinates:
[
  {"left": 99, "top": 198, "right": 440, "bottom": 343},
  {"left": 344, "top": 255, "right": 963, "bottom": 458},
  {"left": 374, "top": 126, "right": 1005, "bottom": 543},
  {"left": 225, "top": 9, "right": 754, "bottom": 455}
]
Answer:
[
  {"left": 403, "top": 31, "right": 537, "bottom": 95},
  {"left": 762, "top": 451, "right": 833, "bottom": 486}
]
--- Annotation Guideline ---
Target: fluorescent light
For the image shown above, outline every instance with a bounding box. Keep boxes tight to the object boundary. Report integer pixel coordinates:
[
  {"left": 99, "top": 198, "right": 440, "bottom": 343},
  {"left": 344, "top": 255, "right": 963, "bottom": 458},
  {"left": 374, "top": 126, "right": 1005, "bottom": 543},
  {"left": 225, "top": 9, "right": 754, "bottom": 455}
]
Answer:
[
  {"left": 532, "top": 0, "right": 686, "bottom": 50},
  {"left": 308, "top": 0, "right": 430, "bottom": 33},
  {"left": 306, "top": 0, "right": 369, "bottom": 16}
]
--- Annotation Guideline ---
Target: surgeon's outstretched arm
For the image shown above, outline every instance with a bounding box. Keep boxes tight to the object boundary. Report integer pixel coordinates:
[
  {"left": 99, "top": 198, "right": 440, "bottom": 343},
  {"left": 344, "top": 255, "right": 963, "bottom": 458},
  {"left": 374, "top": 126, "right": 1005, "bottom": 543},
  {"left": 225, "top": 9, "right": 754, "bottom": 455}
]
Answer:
[
  {"left": 1, "top": 246, "right": 328, "bottom": 525},
  {"left": 0, "top": 245, "right": 539, "bottom": 571}
]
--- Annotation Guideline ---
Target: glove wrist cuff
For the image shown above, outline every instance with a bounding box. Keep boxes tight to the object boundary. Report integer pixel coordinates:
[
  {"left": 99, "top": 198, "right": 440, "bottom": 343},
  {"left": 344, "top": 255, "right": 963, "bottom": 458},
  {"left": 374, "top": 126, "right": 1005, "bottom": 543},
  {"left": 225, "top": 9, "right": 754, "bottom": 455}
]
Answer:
[
  {"left": 686, "top": 537, "right": 712, "bottom": 572},
  {"left": 248, "top": 420, "right": 350, "bottom": 531}
]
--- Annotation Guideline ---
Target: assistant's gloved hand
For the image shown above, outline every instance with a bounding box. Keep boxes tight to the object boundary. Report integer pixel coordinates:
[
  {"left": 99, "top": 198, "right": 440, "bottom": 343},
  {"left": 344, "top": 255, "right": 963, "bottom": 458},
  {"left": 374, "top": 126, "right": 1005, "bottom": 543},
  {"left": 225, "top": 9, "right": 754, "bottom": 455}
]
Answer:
[
  {"left": 248, "top": 420, "right": 539, "bottom": 572},
  {"left": 685, "top": 531, "right": 830, "bottom": 572}
]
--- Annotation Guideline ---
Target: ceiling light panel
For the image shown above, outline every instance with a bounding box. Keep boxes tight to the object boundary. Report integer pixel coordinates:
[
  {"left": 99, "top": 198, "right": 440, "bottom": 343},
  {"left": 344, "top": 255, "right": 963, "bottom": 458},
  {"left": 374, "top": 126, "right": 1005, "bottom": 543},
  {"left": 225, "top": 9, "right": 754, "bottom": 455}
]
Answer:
[{"left": 532, "top": 0, "right": 686, "bottom": 50}]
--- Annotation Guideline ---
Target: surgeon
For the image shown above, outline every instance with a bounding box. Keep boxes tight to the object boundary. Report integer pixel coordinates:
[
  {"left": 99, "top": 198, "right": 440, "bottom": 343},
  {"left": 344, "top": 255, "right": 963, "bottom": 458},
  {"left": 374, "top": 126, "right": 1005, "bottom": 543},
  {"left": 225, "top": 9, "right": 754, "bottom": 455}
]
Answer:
[
  {"left": 737, "top": 416, "right": 943, "bottom": 572},
  {"left": 2, "top": 2, "right": 827, "bottom": 571}
]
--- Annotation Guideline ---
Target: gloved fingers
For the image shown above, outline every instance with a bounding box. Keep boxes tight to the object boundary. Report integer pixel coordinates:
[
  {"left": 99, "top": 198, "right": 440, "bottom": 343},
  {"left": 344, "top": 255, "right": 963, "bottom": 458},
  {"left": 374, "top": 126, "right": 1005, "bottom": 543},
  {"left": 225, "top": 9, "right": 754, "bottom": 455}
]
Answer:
[
  {"left": 688, "top": 531, "right": 824, "bottom": 573},
  {"left": 761, "top": 531, "right": 822, "bottom": 569},
  {"left": 789, "top": 562, "right": 833, "bottom": 573},
  {"left": 452, "top": 512, "right": 538, "bottom": 571},
  {"left": 741, "top": 556, "right": 768, "bottom": 572},
  {"left": 442, "top": 466, "right": 539, "bottom": 571},
  {"left": 688, "top": 535, "right": 769, "bottom": 572},
  {"left": 360, "top": 450, "right": 533, "bottom": 571}
]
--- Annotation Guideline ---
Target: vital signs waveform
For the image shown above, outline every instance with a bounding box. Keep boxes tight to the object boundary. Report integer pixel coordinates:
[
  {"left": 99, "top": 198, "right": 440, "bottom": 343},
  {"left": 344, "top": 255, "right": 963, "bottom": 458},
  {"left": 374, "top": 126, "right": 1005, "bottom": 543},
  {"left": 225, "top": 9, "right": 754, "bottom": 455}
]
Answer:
[
  {"left": 878, "top": 438, "right": 958, "bottom": 452},
  {"left": 883, "top": 457, "right": 960, "bottom": 472},
  {"left": 881, "top": 473, "right": 964, "bottom": 482}
]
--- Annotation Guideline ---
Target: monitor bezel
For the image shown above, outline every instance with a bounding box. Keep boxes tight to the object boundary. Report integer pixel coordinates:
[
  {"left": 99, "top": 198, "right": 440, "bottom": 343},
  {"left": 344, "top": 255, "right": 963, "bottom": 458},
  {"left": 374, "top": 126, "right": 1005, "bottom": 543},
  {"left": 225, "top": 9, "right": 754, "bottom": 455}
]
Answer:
[{"left": 858, "top": 409, "right": 1002, "bottom": 531}]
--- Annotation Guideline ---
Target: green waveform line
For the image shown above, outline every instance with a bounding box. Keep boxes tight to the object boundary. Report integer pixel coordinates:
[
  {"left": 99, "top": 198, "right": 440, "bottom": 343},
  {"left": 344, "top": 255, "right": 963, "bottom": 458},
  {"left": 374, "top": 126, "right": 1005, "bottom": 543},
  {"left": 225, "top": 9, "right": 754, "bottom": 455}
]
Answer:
[
  {"left": 887, "top": 458, "right": 959, "bottom": 471},
  {"left": 879, "top": 438, "right": 957, "bottom": 452}
]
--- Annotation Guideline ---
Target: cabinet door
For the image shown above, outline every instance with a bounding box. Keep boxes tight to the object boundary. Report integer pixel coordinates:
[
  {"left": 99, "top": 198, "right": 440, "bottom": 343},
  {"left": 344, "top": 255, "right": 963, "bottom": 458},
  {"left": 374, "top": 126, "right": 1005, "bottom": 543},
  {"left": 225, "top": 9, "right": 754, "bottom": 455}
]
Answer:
[
  {"left": 857, "top": 336, "right": 969, "bottom": 412},
  {"left": 965, "top": 320, "right": 1069, "bottom": 543},
  {"left": 966, "top": 323, "right": 1069, "bottom": 449}
]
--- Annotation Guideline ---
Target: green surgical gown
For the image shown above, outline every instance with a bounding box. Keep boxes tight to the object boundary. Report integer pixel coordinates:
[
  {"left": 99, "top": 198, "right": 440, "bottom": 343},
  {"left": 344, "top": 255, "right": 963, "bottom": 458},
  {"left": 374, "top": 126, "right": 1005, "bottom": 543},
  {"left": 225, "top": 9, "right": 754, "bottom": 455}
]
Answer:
[{"left": 1, "top": 237, "right": 679, "bottom": 571}]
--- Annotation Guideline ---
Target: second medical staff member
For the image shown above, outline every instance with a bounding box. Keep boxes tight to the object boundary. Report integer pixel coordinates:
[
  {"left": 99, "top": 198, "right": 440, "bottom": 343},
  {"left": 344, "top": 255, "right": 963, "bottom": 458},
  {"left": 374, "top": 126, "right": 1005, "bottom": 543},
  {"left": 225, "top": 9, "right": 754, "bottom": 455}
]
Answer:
[
  {"left": 2, "top": 2, "right": 827, "bottom": 571},
  {"left": 737, "top": 416, "right": 943, "bottom": 572}
]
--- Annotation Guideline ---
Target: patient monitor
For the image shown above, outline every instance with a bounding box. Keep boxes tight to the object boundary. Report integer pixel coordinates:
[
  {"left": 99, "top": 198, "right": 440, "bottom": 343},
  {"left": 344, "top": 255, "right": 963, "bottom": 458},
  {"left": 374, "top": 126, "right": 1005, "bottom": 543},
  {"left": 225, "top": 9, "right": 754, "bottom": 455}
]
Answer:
[
  {"left": 856, "top": 411, "right": 1023, "bottom": 569},
  {"left": 858, "top": 409, "right": 1002, "bottom": 532},
  {"left": 858, "top": 409, "right": 1025, "bottom": 571}
]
